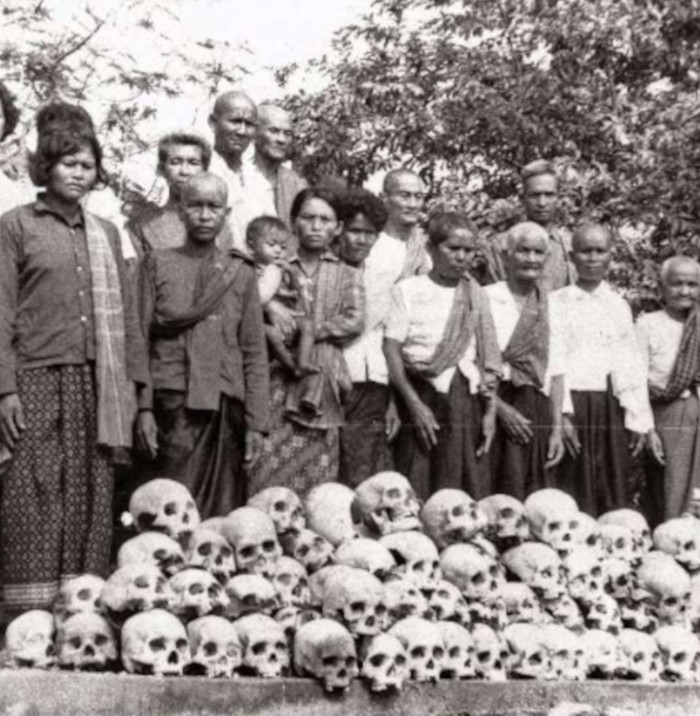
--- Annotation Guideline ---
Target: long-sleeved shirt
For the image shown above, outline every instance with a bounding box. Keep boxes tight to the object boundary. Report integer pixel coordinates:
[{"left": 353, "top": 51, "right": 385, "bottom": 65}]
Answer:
[
  {"left": 0, "top": 195, "right": 148, "bottom": 395},
  {"left": 549, "top": 281, "right": 653, "bottom": 433},
  {"left": 138, "top": 246, "right": 270, "bottom": 432}
]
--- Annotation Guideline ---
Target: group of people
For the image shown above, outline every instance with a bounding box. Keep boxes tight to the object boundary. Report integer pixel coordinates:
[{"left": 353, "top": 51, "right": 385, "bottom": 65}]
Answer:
[{"left": 0, "top": 80, "right": 699, "bottom": 621}]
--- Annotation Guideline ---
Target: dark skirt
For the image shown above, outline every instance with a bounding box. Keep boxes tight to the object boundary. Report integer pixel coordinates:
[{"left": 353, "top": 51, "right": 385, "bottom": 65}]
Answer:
[
  {"left": 247, "top": 368, "right": 339, "bottom": 499},
  {"left": 492, "top": 383, "right": 555, "bottom": 499},
  {"left": 558, "top": 387, "right": 629, "bottom": 516},
  {"left": 141, "top": 390, "right": 246, "bottom": 519},
  {"left": 339, "top": 381, "right": 393, "bottom": 488},
  {"left": 0, "top": 365, "right": 113, "bottom": 618},
  {"left": 393, "top": 371, "right": 491, "bottom": 501}
]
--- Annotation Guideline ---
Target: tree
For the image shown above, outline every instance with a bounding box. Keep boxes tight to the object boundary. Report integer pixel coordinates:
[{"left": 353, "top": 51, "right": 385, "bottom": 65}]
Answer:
[{"left": 280, "top": 0, "right": 700, "bottom": 306}]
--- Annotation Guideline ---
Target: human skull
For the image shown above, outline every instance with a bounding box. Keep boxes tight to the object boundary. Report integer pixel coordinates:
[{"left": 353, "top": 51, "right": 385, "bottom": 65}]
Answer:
[
  {"left": 540, "top": 594, "right": 584, "bottom": 631},
  {"left": 690, "top": 573, "right": 700, "bottom": 631},
  {"left": 128, "top": 479, "right": 200, "bottom": 544},
  {"left": 600, "top": 524, "right": 640, "bottom": 565},
  {"left": 421, "top": 489, "right": 486, "bottom": 549},
  {"left": 601, "top": 558, "right": 633, "bottom": 601},
  {"left": 572, "top": 513, "right": 604, "bottom": 557},
  {"left": 117, "top": 532, "right": 185, "bottom": 576},
  {"left": 540, "top": 624, "right": 586, "bottom": 681},
  {"left": 655, "top": 625, "right": 700, "bottom": 682},
  {"left": 274, "top": 605, "right": 322, "bottom": 645},
  {"left": 53, "top": 575, "right": 106, "bottom": 626},
  {"left": 380, "top": 531, "right": 440, "bottom": 590},
  {"left": 388, "top": 617, "right": 444, "bottom": 682},
  {"left": 271, "top": 556, "right": 311, "bottom": 607},
  {"left": 359, "top": 633, "right": 409, "bottom": 691},
  {"left": 5, "top": 610, "right": 56, "bottom": 668},
  {"left": 471, "top": 623, "right": 508, "bottom": 681},
  {"left": 653, "top": 518, "right": 700, "bottom": 573},
  {"left": 168, "top": 568, "right": 229, "bottom": 621},
  {"left": 618, "top": 629, "right": 661, "bottom": 681},
  {"left": 248, "top": 486, "right": 306, "bottom": 537},
  {"left": 352, "top": 472, "right": 421, "bottom": 537},
  {"left": 293, "top": 618, "right": 358, "bottom": 692},
  {"left": 333, "top": 538, "right": 396, "bottom": 580},
  {"left": 584, "top": 594, "right": 622, "bottom": 635},
  {"left": 184, "top": 528, "right": 236, "bottom": 583},
  {"left": 503, "top": 623, "right": 549, "bottom": 679},
  {"left": 637, "top": 552, "right": 691, "bottom": 626},
  {"left": 501, "top": 543, "right": 564, "bottom": 600},
  {"left": 56, "top": 613, "right": 118, "bottom": 671},
  {"left": 223, "top": 574, "right": 278, "bottom": 619},
  {"left": 437, "top": 621, "right": 476, "bottom": 678},
  {"left": 599, "top": 508, "right": 652, "bottom": 553},
  {"left": 524, "top": 489, "right": 579, "bottom": 552},
  {"left": 316, "top": 566, "right": 386, "bottom": 637},
  {"left": 235, "top": 614, "right": 289, "bottom": 678},
  {"left": 280, "top": 528, "right": 333, "bottom": 573},
  {"left": 383, "top": 578, "right": 429, "bottom": 625},
  {"left": 305, "top": 482, "right": 358, "bottom": 546},
  {"left": 619, "top": 597, "right": 657, "bottom": 633},
  {"left": 563, "top": 547, "right": 604, "bottom": 606},
  {"left": 441, "top": 543, "right": 504, "bottom": 603},
  {"left": 427, "top": 580, "right": 467, "bottom": 622},
  {"left": 501, "top": 582, "right": 544, "bottom": 625},
  {"left": 221, "top": 507, "right": 281, "bottom": 579},
  {"left": 187, "top": 616, "right": 241, "bottom": 678},
  {"left": 478, "top": 494, "right": 529, "bottom": 548},
  {"left": 580, "top": 629, "right": 625, "bottom": 679},
  {"left": 100, "top": 564, "right": 172, "bottom": 621},
  {"left": 464, "top": 597, "right": 506, "bottom": 631},
  {"left": 121, "top": 609, "right": 189, "bottom": 676}
]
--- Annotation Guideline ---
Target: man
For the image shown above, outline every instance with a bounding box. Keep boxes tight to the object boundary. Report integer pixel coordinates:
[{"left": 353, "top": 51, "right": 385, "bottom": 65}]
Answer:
[
  {"left": 246, "top": 103, "right": 307, "bottom": 251},
  {"left": 136, "top": 173, "right": 269, "bottom": 517},
  {"left": 486, "top": 160, "right": 575, "bottom": 291},
  {"left": 207, "top": 91, "right": 259, "bottom": 250},
  {"left": 127, "top": 131, "right": 231, "bottom": 254}
]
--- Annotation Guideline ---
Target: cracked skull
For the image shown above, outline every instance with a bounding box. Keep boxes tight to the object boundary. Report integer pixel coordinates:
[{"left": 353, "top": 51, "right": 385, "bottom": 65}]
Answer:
[{"left": 380, "top": 531, "right": 440, "bottom": 591}]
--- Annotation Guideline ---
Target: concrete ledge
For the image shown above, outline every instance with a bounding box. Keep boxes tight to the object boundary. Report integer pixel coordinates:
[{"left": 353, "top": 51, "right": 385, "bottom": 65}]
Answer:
[{"left": 2, "top": 672, "right": 700, "bottom": 716}]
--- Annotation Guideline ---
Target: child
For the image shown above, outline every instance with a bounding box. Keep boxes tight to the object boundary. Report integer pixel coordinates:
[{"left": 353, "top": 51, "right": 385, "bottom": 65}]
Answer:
[
  {"left": 383, "top": 212, "right": 502, "bottom": 500},
  {"left": 246, "top": 215, "right": 315, "bottom": 378}
]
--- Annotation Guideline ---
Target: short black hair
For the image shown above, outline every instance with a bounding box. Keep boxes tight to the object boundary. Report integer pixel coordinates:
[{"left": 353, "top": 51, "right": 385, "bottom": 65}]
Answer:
[
  {"left": 0, "top": 80, "right": 20, "bottom": 142},
  {"left": 290, "top": 186, "right": 342, "bottom": 223},
  {"left": 32, "top": 127, "right": 108, "bottom": 188},
  {"left": 35, "top": 101, "right": 94, "bottom": 137},
  {"left": 337, "top": 188, "right": 387, "bottom": 233},
  {"left": 246, "top": 215, "right": 287, "bottom": 245},
  {"left": 426, "top": 211, "right": 478, "bottom": 246},
  {"left": 157, "top": 132, "right": 212, "bottom": 171}
]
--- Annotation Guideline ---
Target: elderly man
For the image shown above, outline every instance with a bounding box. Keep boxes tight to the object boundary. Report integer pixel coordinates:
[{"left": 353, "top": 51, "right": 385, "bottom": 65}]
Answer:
[
  {"left": 136, "top": 172, "right": 269, "bottom": 517},
  {"left": 486, "top": 160, "right": 575, "bottom": 291},
  {"left": 484, "top": 222, "right": 567, "bottom": 499}
]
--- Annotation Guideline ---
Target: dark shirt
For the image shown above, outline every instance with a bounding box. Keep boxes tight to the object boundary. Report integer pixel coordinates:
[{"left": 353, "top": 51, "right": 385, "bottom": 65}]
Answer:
[
  {"left": 138, "top": 246, "right": 270, "bottom": 432},
  {"left": 0, "top": 195, "right": 148, "bottom": 395}
]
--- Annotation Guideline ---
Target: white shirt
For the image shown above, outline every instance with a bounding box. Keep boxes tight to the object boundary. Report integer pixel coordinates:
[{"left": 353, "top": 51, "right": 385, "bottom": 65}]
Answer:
[
  {"left": 549, "top": 281, "right": 653, "bottom": 433},
  {"left": 384, "top": 275, "right": 481, "bottom": 394},
  {"left": 636, "top": 309, "right": 693, "bottom": 398}
]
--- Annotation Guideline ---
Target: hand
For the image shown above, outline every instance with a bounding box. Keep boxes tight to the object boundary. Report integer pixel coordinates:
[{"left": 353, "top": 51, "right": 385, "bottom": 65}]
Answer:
[
  {"left": 407, "top": 397, "right": 440, "bottom": 451},
  {"left": 477, "top": 404, "right": 496, "bottom": 457},
  {"left": 544, "top": 427, "right": 565, "bottom": 469},
  {"left": 244, "top": 430, "right": 265, "bottom": 468},
  {"left": 0, "top": 393, "right": 25, "bottom": 449},
  {"left": 135, "top": 410, "right": 159, "bottom": 460},
  {"left": 645, "top": 429, "right": 665, "bottom": 465},
  {"left": 496, "top": 399, "right": 533, "bottom": 445},
  {"left": 266, "top": 300, "right": 302, "bottom": 342},
  {"left": 561, "top": 415, "right": 581, "bottom": 459},
  {"left": 629, "top": 431, "right": 646, "bottom": 459},
  {"left": 385, "top": 397, "right": 401, "bottom": 443}
]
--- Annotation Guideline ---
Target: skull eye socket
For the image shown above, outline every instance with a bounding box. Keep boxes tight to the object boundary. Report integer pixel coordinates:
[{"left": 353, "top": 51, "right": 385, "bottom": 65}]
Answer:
[
  {"left": 322, "top": 656, "right": 340, "bottom": 668},
  {"left": 349, "top": 601, "right": 366, "bottom": 615},
  {"left": 312, "top": 538, "right": 325, "bottom": 549},
  {"left": 488, "top": 565, "right": 498, "bottom": 577},
  {"left": 277, "top": 574, "right": 293, "bottom": 587},
  {"left": 76, "top": 588, "right": 92, "bottom": 601},
  {"left": 375, "top": 604, "right": 387, "bottom": 617},
  {"left": 220, "top": 546, "right": 233, "bottom": 558},
  {"left": 134, "top": 576, "right": 150, "bottom": 589},
  {"left": 665, "top": 597, "right": 679, "bottom": 607},
  {"left": 410, "top": 646, "right": 426, "bottom": 659},
  {"left": 204, "top": 641, "right": 218, "bottom": 657},
  {"left": 437, "top": 590, "right": 449, "bottom": 599},
  {"left": 95, "top": 634, "right": 108, "bottom": 647},
  {"left": 412, "top": 560, "right": 425, "bottom": 573},
  {"left": 176, "top": 638, "right": 188, "bottom": 652},
  {"left": 591, "top": 566, "right": 602, "bottom": 578},
  {"left": 500, "top": 508, "right": 515, "bottom": 519},
  {"left": 541, "top": 568, "right": 552, "bottom": 579},
  {"left": 164, "top": 502, "right": 178, "bottom": 516},
  {"left": 386, "top": 488, "right": 401, "bottom": 500},
  {"left": 154, "top": 549, "right": 168, "bottom": 560},
  {"left": 433, "top": 646, "right": 444, "bottom": 659},
  {"left": 275, "top": 641, "right": 287, "bottom": 652},
  {"left": 239, "top": 546, "right": 256, "bottom": 560},
  {"left": 296, "top": 545, "right": 310, "bottom": 558},
  {"left": 396, "top": 654, "right": 407, "bottom": 666},
  {"left": 569, "top": 520, "right": 580, "bottom": 530},
  {"left": 69, "top": 636, "right": 82, "bottom": 649},
  {"left": 262, "top": 540, "right": 277, "bottom": 554},
  {"left": 452, "top": 505, "right": 466, "bottom": 517},
  {"left": 346, "top": 656, "right": 357, "bottom": 668},
  {"left": 149, "top": 637, "right": 166, "bottom": 652},
  {"left": 528, "top": 653, "right": 542, "bottom": 665},
  {"left": 633, "top": 652, "right": 644, "bottom": 663},
  {"left": 273, "top": 501, "right": 287, "bottom": 512},
  {"left": 472, "top": 573, "right": 486, "bottom": 586},
  {"left": 477, "top": 650, "right": 491, "bottom": 663},
  {"left": 586, "top": 535, "right": 599, "bottom": 547},
  {"left": 251, "top": 642, "right": 267, "bottom": 656},
  {"left": 197, "top": 543, "right": 213, "bottom": 557},
  {"left": 370, "top": 653, "right": 386, "bottom": 668},
  {"left": 674, "top": 653, "right": 688, "bottom": 663},
  {"left": 614, "top": 537, "right": 625, "bottom": 549},
  {"left": 448, "top": 646, "right": 460, "bottom": 658},
  {"left": 684, "top": 541, "right": 695, "bottom": 551},
  {"left": 549, "top": 522, "right": 561, "bottom": 532}
]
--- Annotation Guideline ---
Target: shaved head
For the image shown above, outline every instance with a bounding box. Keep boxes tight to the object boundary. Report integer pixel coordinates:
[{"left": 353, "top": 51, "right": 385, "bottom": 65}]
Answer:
[
  {"left": 212, "top": 91, "right": 257, "bottom": 119},
  {"left": 505, "top": 221, "right": 549, "bottom": 255},
  {"left": 257, "top": 103, "right": 291, "bottom": 128},
  {"left": 571, "top": 223, "right": 612, "bottom": 251},
  {"left": 181, "top": 172, "right": 228, "bottom": 204},
  {"left": 383, "top": 168, "right": 422, "bottom": 195},
  {"left": 660, "top": 256, "right": 700, "bottom": 285}
]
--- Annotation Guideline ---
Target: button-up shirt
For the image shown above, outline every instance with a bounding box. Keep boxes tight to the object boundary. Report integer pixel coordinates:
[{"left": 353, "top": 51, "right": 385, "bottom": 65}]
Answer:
[
  {"left": 0, "top": 195, "right": 147, "bottom": 395},
  {"left": 549, "top": 281, "right": 653, "bottom": 433}
]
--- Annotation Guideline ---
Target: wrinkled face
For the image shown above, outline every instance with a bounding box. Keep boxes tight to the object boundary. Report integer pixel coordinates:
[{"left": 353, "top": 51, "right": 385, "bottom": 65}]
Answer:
[
  {"left": 585, "top": 594, "right": 622, "bottom": 635},
  {"left": 118, "top": 532, "right": 186, "bottom": 577},
  {"left": 272, "top": 557, "right": 311, "bottom": 608},
  {"left": 185, "top": 529, "right": 236, "bottom": 583},
  {"left": 6, "top": 610, "right": 56, "bottom": 669},
  {"left": 224, "top": 575, "right": 278, "bottom": 619},
  {"left": 121, "top": 611, "right": 190, "bottom": 676},
  {"left": 54, "top": 575, "right": 106, "bottom": 625},
  {"left": 57, "top": 613, "right": 117, "bottom": 671},
  {"left": 360, "top": 634, "right": 409, "bottom": 692},
  {"left": 181, "top": 179, "right": 230, "bottom": 244},
  {"left": 209, "top": 96, "right": 257, "bottom": 160},
  {"left": 438, "top": 622, "right": 476, "bottom": 679},
  {"left": 505, "top": 230, "right": 549, "bottom": 284},
  {"left": 283, "top": 529, "right": 333, "bottom": 573},
  {"left": 255, "top": 106, "right": 293, "bottom": 163},
  {"left": 248, "top": 487, "right": 306, "bottom": 537},
  {"left": 188, "top": 616, "right": 242, "bottom": 678},
  {"left": 661, "top": 263, "right": 700, "bottom": 318},
  {"left": 471, "top": 625, "right": 508, "bottom": 682},
  {"left": 168, "top": 568, "right": 229, "bottom": 621}
]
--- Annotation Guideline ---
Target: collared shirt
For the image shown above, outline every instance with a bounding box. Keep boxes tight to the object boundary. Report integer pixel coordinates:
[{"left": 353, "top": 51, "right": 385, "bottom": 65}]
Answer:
[
  {"left": 549, "top": 281, "right": 653, "bottom": 433},
  {"left": 636, "top": 309, "right": 694, "bottom": 398},
  {"left": 384, "top": 274, "right": 482, "bottom": 394},
  {"left": 0, "top": 195, "right": 147, "bottom": 395},
  {"left": 138, "top": 247, "right": 270, "bottom": 432}
]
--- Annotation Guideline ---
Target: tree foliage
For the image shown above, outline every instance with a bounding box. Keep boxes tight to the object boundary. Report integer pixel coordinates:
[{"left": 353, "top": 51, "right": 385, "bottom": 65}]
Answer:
[{"left": 280, "top": 0, "right": 700, "bottom": 307}]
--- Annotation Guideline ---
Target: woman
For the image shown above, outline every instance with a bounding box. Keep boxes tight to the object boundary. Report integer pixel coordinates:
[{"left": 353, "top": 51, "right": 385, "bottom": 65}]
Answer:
[
  {"left": 248, "top": 187, "right": 365, "bottom": 497},
  {"left": 0, "top": 123, "right": 147, "bottom": 618},
  {"left": 0, "top": 80, "right": 24, "bottom": 216}
]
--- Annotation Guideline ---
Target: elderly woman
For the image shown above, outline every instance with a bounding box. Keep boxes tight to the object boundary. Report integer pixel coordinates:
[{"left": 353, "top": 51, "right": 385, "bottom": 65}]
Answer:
[
  {"left": 484, "top": 221, "right": 566, "bottom": 499},
  {"left": 637, "top": 256, "right": 700, "bottom": 523},
  {"left": 0, "top": 122, "right": 147, "bottom": 618},
  {"left": 0, "top": 80, "right": 24, "bottom": 215}
]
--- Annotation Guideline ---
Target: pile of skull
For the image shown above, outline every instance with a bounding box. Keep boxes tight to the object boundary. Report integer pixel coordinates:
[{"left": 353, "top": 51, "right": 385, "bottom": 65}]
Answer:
[{"left": 5, "top": 473, "right": 700, "bottom": 693}]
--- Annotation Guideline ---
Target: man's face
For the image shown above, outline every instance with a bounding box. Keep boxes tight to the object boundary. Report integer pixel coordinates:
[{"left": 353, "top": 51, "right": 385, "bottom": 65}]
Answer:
[
  {"left": 180, "top": 181, "right": 230, "bottom": 244},
  {"left": 209, "top": 98, "right": 257, "bottom": 159},
  {"left": 384, "top": 174, "right": 425, "bottom": 228},
  {"left": 571, "top": 228, "right": 611, "bottom": 284},
  {"left": 256, "top": 108, "right": 293, "bottom": 164},
  {"left": 522, "top": 174, "right": 558, "bottom": 226},
  {"left": 160, "top": 144, "right": 205, "bottom": 198}
]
